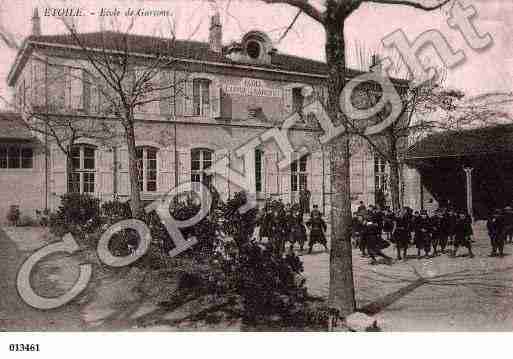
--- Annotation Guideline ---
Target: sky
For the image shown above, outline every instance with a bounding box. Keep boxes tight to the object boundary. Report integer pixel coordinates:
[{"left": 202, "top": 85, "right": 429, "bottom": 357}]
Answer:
[{"left": 0, "top": 0, "right": 511, "bottom": 105}]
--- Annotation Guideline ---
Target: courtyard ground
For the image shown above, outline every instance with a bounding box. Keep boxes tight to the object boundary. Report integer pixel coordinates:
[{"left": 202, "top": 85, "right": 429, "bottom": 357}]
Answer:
[{"left": 2, "top": 222, "right": 513, "bottom": 331}]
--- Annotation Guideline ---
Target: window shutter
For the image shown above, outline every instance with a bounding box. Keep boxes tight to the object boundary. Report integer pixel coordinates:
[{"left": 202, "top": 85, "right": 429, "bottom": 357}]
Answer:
[
  {"left": 184, "top": 79, "right": 194, "bottom": 116},
  {"left": 178, "top": 149, "right": 190, "bottom": 185},
  {"left": 64, "top": 67, "right": 71, "bottom": 110},
  {"left": 47, "top": 65, "right": 66, "bottom": 112},
  {"left": 174, "top": 73, "right": 186, "bottom": 116},
  {"left": 160, "top": 71, "right": 171, "bottom": 116},
  {"left": 51, "top": 145, "right": 67, "bottom": 206},
  {"left": 265, "top": 152, "right": 279, "bottom": 197},
  {"left": 210, "top": 78, "right": 221, "bottom": 119},
  {"left": 158, "top": 146, "right": 174, "bottom": 193},
  {"left": 310, "top": 152, "right": 323, "bottom": 207},
  {"left": 83, "top": 71, "right": 91, "bottom": 113},
  {"left": 97, "top": 147, "right": 114, "bottom": 200},
  {"left": 283, "top": 86, "right": 293, "bottom": 115},
  {"left": 214, "top": 149, "right": 228, "bottom": 201},
  {"left": 70, "top": 68, "right": 83, "bottom": 110},
  {"left": 281, "top": 164, "right": 290, "bottom": 203},
  {"left": 118, "top": 147, "right": 130, "bottom": 196}
]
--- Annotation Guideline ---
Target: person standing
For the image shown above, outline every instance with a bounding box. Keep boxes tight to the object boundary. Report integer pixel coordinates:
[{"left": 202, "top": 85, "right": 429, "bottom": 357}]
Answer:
[
  {"left": 363, "top": 217, "right": 393, "bottom": 265},
  {"left": 288, "top": 207, "right": 307, "bottom": 253},
  {"left": 503, "top": 206, "right": 513, "bottom": 244},
  {"left": 357, "top": 201, "right": 367, "bottom": 215},
  {"left": 383, "top": 208, "right": 395, "bottom": 242},
  {"left": 414, "top": 210, "right": 432, "bottom": 259},
  {"left": 430, "top": 211, "right": 444, "bottom": 256},
  {"left": 438, "top": 210, "right": 450, "bottom": 254},
  {"left": 487, "top": 209, "right": 505, "bottom": 257},
  {"left": 452, "top": 212, "right": 475, "bottom": 258},
  {"left": 393, "top": 208, "right": 410, "bottom": 261},
  {"left": 306, "top": 210, "right": 328, "bottom": 253}
]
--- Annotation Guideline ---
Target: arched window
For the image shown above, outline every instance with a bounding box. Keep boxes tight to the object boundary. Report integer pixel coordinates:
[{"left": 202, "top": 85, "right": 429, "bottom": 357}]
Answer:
[
  {"left": 69, "top": 144, "right": 96, "bottom": 193},
  {"left": 193, "top": 78, "right": 211, "bottom": 116},
  {"left": 136, "top": 146, "right": 158, "bottom": 192},
  {"left": 191, "top": 148, "right": 213, "bottom": 187}
]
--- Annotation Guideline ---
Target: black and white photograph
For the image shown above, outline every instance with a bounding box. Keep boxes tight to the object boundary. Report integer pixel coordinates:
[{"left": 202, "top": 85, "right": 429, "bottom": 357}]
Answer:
[{"left": 0, "top": 0, "right": 512, "bottom": 354}]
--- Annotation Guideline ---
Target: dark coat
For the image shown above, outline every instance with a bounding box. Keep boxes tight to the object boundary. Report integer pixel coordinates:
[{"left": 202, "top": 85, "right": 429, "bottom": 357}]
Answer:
[
  {"left": 307, "top": 216, "right": 327, "bottom": 245},
  {"left": 393, "top": 216, "right": 411, "bottom": 248}
]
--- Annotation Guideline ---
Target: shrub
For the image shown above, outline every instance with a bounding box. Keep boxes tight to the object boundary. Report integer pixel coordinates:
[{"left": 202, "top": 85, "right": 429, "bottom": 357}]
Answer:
[
  {"left": 101, "top": 199, "right": 132, "bottom": 221},
  {"left": 18, "top": 215, "right": 36, "bottom": 227},
  {"left": 6, "top": 205, "right": 20, "bottom": 226},
  {"left": 49, "top": 193, "right": 101, "bottom": 237}
]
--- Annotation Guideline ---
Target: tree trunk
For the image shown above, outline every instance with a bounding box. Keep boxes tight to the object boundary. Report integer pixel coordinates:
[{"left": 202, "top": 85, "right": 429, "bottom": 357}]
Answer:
[
  {"left": 388, "top": 132, "right": 401, "bottom": 211},
  {"left": 124, "top": 112, "right": 143, "bottom": 218},
  {"left": 389, "top": 159, "right": 401, "bottom": 211},
  {"left": 325, "top": 8, "right": 356, "bottom": 318}
]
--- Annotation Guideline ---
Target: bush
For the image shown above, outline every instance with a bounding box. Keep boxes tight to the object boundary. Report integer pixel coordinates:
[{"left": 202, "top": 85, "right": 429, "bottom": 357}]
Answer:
[
  {"left": 101, "top": 200, "right": 132, "bottom": 220},
  {"left": 49, "top": 193, "right": 101, "bottom": 238},
  {"left": 18, "top": 215, "right": 37, "bottom": 227},
  {"left": 6, "top": 205, "right": 20, "bottom": 226}
]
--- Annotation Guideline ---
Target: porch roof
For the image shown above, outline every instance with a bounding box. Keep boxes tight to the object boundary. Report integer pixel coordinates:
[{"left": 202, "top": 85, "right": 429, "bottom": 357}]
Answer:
[
  {"left": 404, "top": 124, "right": 513, "bottom": 160},
  {"left": 0, "top": 112, "right": 33, "bottom": 140}
]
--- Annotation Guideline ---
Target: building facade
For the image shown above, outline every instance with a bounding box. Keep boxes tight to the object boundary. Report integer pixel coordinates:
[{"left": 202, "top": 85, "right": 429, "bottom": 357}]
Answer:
[{"left": 0, "top": 10, "right": 409, "bottom": 224}]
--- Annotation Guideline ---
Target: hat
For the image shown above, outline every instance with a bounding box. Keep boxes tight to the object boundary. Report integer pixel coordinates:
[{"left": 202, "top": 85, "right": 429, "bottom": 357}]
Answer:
[{"left": 505, "top": 206, "right": 513, "bottom": 211}]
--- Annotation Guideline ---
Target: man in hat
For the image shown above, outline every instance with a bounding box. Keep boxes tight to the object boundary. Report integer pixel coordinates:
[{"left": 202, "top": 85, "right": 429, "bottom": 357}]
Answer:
[
  {"left": 503, "top": 206, "right": 513, "bottom": 244},
  {"left": 452, "top": 212, "right": 475, "bottom": 258},
  {"left": 414, "top": 210, "right": 432, "bottom": 258},
  {"left": 362, "top": 217, "right": 393, "bottom": 265},
  {"left": 487, "top": 209, "right": 505, "bottom": 257}
]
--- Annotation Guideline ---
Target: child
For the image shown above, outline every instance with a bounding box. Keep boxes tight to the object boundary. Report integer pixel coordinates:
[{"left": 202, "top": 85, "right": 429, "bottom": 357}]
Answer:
[{"left": 452, "top": 212, "right": 475, "bottom": 258}]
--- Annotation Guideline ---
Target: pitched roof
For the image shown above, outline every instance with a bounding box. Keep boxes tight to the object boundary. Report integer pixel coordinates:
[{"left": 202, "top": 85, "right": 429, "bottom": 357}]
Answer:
[
  {"left": 25, "top": 31, "right": 383, "bottom": 79},
  {"left": 404, "top": 124, "right": 513, "bottom": 160},
  {"left": 0, "top": 112, "right": 33, "bottom": 140}
]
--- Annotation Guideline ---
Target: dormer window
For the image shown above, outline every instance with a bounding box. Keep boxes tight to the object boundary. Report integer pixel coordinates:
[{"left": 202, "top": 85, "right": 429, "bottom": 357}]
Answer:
[{"left": 246, "top": 41, "right": 261, "bottom": 59}]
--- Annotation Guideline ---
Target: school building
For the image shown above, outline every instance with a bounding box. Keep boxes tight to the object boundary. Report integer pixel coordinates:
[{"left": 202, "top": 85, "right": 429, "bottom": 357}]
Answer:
[{"left": 0, "top": 9, "right": 411, "bottom": 224}]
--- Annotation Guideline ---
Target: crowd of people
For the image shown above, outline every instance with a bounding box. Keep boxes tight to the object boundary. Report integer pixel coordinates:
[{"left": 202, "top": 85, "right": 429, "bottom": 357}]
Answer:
[
  {"left": 257, "top": 202, "right": 328, "bottom": 256},
  {"left": 353, "top": 201, "right": 513, "bottom": 265}
]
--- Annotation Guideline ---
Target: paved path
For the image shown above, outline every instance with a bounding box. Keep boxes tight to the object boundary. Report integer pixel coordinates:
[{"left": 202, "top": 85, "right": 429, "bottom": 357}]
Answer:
[
  {"left": 301, "top": 221, "right": 513, "bottom": 331},
  {"left": 0, "top": 227, "right": 86, "bottom": 331}
]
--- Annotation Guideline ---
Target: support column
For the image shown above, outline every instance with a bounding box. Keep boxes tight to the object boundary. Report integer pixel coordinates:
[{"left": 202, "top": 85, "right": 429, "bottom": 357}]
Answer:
[{"left": 463, "top": 166, "right": 473, "bottom": 221}]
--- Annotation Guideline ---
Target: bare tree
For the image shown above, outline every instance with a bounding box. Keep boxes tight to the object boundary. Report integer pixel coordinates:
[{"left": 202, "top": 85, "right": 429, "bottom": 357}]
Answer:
[
  {"left": 56, "top": 18, "right": 187, "bottom": 217},
  {"left": 259, "top": 0, "right": 452, "bottom": 319}
]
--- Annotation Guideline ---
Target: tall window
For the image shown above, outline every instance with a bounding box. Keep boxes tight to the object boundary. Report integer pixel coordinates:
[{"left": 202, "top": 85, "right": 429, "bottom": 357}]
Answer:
[
  {"left": 69, "top": 67, "right": 84, "bottom": 110},
  {"left": 191, "top": 148, "right": 213, "bottom": 187},
  {"left": 136, "top": 147, "right": 158, "bottom": 192},
  {"left": 69, "top": 145, "right": 95, "bottom": 193},
  {"left": 292, "top": 87, "right": 304, "bottom": 114},
  {"left": 291, "top": 155, "right": 308, "bottom": 192},
  {"left": 374, "top": 155, "right": 387, "bottom": 192},
  {"left": 255, "top": 149, "right": 263, "bottom": 193},
  {"left": 193, "top": 79, "right": 210, "bottom": 116},
  {"left": 0, "top": 146, "right": 33, "bottom": 169}
]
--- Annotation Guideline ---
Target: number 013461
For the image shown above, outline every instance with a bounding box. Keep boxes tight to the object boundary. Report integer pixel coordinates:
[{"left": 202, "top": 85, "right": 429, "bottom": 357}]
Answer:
[{"left": 9, "top": 344, "right": 40, "bottom": 352}]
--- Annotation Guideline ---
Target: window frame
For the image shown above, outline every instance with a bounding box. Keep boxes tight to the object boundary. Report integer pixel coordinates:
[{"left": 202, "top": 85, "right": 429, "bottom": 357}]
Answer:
[
  {"left": 0, "top": 145, "right": 33, "bottom": 170},
  {"left": 291, "top": 154, "right": 308, "bottom": 193},
  {"left": 192, "top": 78, "right": 211, "bottom": 117},
  {"left": 374, "top": 154, "right": 388, "bottom": 192},
  {"left": 68, "top": 144, "right": 96, "bottom": 194},
  {"left": 136, "top": 146, "right": 159, "bottom": 193},
  {"left": 190, "top": 148, "right": 213, "bottom": 187}
]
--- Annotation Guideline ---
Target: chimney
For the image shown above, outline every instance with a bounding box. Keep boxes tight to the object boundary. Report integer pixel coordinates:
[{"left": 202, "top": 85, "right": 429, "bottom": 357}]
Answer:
[
  {"left": 209, "top": 12, "right": 222, "bottom": 53},
  {"left": 31, "top": 7, "right": 41, "bottom": 36},
  {"left": 370, "top": 54, "right": 382, "bottom": 74}
]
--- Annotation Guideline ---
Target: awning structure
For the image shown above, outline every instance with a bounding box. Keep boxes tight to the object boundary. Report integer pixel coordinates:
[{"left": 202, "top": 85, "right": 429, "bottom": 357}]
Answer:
[
  {"left": 0, "top": 112, "right": 33, "bottom": 141},
  {"left": 404, "top": 124, "right": 513, "bottom": 160}
]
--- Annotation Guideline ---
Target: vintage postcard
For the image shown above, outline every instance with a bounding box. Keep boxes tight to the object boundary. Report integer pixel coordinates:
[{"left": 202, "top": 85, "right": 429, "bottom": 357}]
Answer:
[{"left": 0, "top": 0, "right": 512, "bottom": 347}]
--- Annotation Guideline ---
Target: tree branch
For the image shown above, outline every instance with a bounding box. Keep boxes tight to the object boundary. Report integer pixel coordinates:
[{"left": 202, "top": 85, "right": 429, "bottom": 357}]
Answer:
[
  {"left": 364, "top": 0, "right": 453, "bottom": 11},
  {"left": 260, "top": 0, "right": 324, "bottom": 23}
]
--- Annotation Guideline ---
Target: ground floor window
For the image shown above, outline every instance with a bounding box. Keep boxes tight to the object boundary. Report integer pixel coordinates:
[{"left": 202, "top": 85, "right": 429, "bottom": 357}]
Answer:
[
  {"left": 136, "top": 146, "right": 158, "bottom": 192},
  {"left": 69, "top": 145, "right": 95, "bottom": 193},
  {"left": 191, "top": 148, "right": 213, "bottom": 187},
  {"left": 0, "top": 145, "right": 33, "bottom": 169},
  {"left": 291, "top": 154, "right": 308, "bottom": 192}
]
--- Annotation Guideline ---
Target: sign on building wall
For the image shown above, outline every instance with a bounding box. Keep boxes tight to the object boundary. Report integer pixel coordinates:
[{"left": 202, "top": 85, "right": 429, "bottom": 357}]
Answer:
[{"left": 222, "top": 78, "right": 282, "bottom": 98}]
